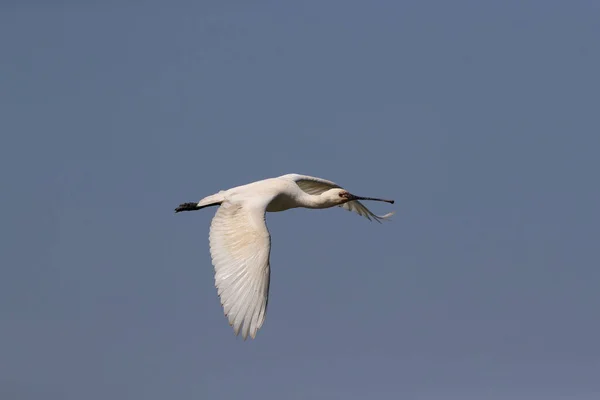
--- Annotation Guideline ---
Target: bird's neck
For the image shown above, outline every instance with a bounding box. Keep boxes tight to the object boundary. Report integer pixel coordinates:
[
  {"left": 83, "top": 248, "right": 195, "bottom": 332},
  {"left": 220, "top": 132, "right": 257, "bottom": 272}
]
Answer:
[{"left": 299, "top": 193, "right": 338, "bottom": 209}]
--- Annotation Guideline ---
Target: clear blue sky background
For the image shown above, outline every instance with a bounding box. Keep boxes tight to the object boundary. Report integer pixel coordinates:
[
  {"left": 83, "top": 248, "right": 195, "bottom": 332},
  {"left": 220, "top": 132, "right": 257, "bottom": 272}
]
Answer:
[{"left": 1, "top": 1, "right": 599, "bottom": 399}]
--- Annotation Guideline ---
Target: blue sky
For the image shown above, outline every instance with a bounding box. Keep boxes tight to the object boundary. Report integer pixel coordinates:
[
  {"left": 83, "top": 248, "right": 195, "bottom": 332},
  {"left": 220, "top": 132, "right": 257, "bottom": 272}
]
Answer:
[{"left": 1, "top": 1, "right": 599, "bottom": 399}]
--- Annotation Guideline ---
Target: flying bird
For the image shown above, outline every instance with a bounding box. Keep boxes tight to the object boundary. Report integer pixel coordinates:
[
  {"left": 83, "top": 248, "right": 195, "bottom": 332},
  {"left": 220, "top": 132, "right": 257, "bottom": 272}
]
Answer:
[{"left": 175, "top": 173, "right": 395, "bottom": 339}]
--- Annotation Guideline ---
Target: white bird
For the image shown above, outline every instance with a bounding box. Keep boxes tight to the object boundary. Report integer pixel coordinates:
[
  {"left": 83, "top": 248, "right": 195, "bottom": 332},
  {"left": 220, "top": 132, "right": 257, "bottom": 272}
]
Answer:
[{"left": 175, "top": 173, "right": 395, "bottom": 339}]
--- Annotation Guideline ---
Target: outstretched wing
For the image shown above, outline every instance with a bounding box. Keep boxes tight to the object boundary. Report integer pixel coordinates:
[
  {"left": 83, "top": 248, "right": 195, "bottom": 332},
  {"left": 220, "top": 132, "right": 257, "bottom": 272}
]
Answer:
[
  {"left": 283, "top": 173, "right": 394, "bottom": 223},
  {"left": 209, "top": 201, "right": 271, "bottom": 339}
]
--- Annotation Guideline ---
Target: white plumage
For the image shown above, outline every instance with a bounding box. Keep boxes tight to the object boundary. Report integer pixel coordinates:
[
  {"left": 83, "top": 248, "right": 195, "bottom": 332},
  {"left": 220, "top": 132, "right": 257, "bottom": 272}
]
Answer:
[{"left": 175, "top": 173, "right": 395, "bottom": 339}]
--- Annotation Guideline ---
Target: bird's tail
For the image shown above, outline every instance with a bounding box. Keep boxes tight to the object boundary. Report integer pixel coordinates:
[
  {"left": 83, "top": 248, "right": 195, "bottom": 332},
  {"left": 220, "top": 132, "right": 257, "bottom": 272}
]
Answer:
[{"left": 197, "top": 191, "right": 225, "bottom": 208}]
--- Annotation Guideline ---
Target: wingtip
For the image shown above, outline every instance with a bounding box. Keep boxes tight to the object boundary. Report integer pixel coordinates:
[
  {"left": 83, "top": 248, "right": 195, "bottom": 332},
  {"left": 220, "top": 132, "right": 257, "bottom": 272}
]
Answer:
[
  {"left": 383, "top": 211, "right": 396, "bottom": 219},
  {"left": 375, "top": 211, "right": 395, "bottom": 222}
]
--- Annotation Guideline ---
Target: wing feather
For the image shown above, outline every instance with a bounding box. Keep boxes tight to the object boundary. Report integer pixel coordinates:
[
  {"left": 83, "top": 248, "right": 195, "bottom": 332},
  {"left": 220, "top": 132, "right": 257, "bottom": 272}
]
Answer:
[
  {"left": 209, "top": 201, "right": 271, "bottom": 339},
  {"left": 340, "top": 201, "right": 395, "bottom": 223}
]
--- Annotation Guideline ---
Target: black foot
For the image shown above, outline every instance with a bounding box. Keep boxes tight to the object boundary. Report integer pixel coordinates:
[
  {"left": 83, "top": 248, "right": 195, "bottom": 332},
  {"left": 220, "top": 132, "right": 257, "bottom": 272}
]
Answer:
[{"left": 175, "top": 202, "right": 200, "bottom": 213}]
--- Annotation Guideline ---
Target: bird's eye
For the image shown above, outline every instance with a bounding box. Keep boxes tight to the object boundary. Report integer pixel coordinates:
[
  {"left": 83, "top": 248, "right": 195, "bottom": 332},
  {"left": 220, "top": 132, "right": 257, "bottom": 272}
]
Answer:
[{"left": 339, "top": 192, "right": 344, "bottom": 197}]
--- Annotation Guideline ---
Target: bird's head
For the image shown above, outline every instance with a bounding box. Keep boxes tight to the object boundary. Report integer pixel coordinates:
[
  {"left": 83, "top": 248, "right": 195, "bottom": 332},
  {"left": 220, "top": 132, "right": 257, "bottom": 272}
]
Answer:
[{"left": 324, "top": 188, "right": 395, "bottom": 206}]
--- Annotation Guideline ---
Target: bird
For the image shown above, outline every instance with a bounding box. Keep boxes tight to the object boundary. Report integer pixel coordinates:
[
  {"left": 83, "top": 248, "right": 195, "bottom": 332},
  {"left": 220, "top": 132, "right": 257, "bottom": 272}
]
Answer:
[{"left": 175, "top": 173, "right": 395, "bottom": 339}]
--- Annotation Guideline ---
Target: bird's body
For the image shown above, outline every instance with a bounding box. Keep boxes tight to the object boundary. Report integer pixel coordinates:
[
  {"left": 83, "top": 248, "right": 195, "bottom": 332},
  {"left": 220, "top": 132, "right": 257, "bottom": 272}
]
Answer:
[{"left": 175, "top": 173, "right": 394, "bottom": 339}]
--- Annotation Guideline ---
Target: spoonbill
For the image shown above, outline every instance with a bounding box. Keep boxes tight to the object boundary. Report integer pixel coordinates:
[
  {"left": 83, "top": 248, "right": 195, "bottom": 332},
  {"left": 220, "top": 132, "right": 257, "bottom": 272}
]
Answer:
[{"left": 175, "top": 173, "right": 394, "bottom": 339}]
